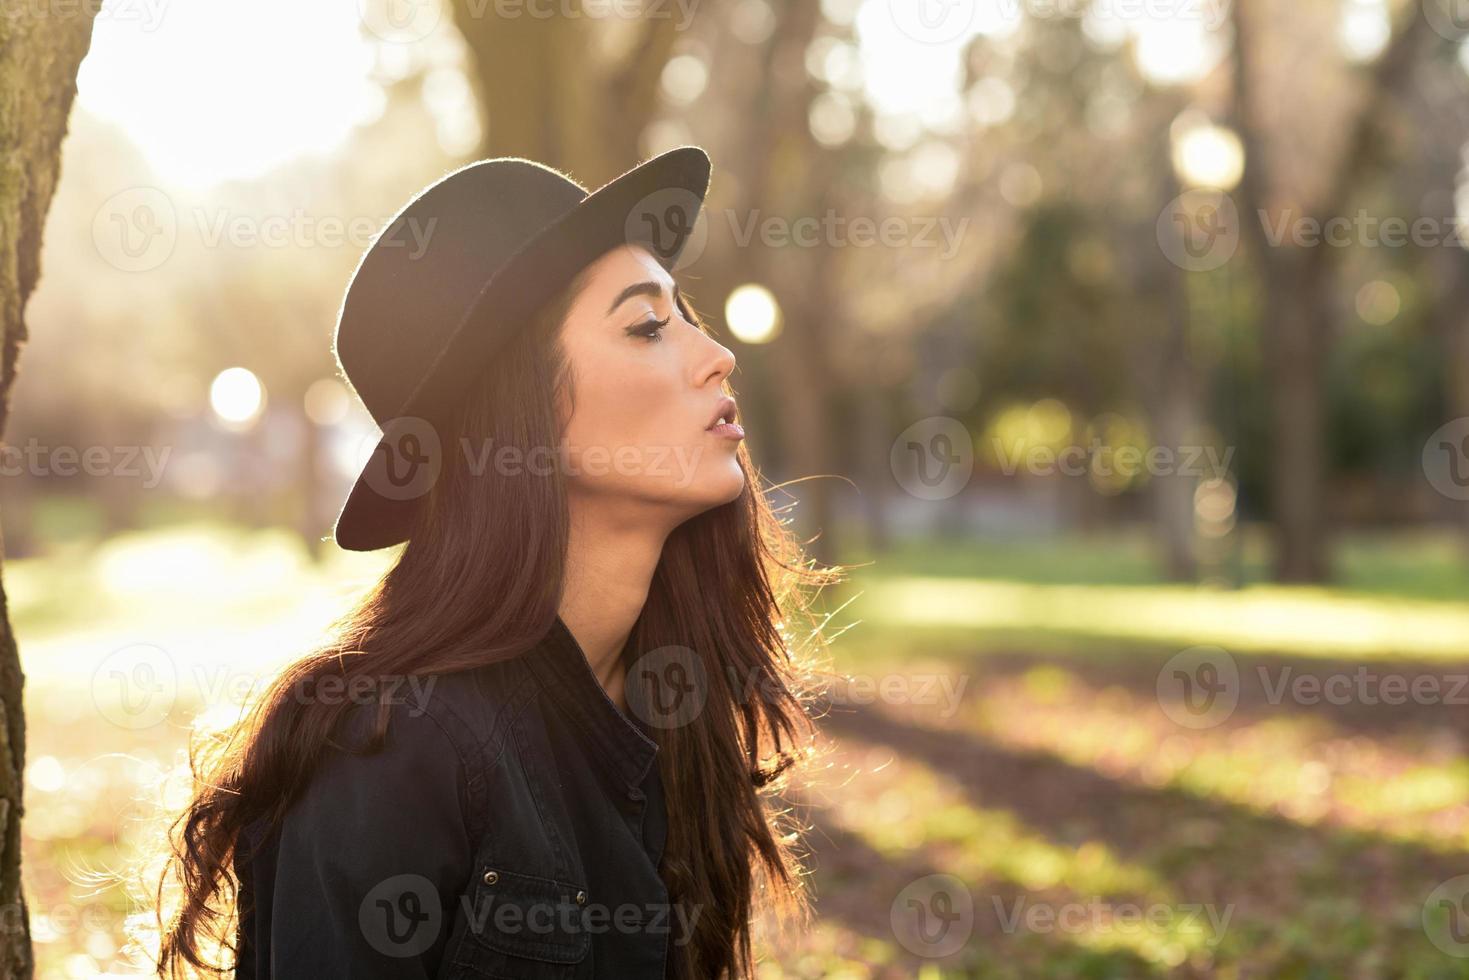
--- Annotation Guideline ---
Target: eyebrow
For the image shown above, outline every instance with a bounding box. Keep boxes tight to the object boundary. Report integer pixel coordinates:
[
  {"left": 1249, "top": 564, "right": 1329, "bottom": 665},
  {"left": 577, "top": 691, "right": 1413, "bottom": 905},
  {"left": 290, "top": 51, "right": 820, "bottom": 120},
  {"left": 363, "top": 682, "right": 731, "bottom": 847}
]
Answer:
[{"left": 606, "top": 279, "right": 682, "bottom": 317}]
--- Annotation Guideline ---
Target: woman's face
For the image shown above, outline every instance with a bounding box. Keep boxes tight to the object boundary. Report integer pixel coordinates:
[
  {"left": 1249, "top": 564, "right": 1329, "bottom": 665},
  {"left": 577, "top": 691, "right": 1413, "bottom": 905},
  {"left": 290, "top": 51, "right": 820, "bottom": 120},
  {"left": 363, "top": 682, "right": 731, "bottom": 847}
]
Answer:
[{"left": 555, "top": 244, "right": 745, "bottom": 520}]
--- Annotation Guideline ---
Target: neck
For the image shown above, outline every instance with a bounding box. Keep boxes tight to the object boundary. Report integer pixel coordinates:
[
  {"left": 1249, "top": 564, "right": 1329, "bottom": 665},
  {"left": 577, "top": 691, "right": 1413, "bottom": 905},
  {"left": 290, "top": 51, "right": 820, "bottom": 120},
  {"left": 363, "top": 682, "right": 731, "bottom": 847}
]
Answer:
[{"left": 557, "top": 498, "right": 671, "bottom": 710}]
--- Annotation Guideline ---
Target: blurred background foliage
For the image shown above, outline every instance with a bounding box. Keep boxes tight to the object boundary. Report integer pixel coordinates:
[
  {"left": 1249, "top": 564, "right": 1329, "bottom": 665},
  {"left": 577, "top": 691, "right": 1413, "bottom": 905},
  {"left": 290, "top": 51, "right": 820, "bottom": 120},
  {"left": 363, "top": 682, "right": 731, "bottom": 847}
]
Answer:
[{"left": 10, "top": 0, "right": 1469, "bottom": 975}]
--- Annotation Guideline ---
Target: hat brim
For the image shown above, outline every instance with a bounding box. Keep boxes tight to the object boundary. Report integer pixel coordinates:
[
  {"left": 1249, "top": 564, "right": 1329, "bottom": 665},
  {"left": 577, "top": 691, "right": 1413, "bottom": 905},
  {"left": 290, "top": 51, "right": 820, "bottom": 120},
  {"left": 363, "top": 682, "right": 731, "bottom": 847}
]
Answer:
[{"left": 332, "top": 145, "right": 712, "bottom": 552}]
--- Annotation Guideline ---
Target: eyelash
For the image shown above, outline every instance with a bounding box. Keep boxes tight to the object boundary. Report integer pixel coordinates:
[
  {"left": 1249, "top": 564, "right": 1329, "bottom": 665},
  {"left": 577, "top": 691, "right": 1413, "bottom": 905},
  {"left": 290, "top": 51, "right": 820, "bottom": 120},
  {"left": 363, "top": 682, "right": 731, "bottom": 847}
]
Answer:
[
  {"left": 627, "top": 313, "right": 671, "bottom": 342},
  {"left": 627, "top": 296, "right": 693, "bottom": 343}
]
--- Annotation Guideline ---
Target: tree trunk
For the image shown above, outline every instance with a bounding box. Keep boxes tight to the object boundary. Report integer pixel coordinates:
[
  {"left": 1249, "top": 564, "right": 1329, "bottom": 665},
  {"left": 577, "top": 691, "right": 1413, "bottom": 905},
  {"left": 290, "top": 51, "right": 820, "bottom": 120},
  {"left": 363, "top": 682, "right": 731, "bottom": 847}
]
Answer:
[
  {"left": 1261, "top": 259, "right": 1332, "bottom": 581},
  {"left": 449, "top": 2, "right": 680, "bottom": 185},
  {"left": 1428, "top": 239, "right": 1469, "bottom": 554},
  {"left": 1151, "top": 159, "right": 1200, "bottom": 582},
  {"left": 1228, "top": 0, "right": 1435, "bottom": 582},
  {"left": 0, "top": 4, "right": 98, "bottom": 976}
]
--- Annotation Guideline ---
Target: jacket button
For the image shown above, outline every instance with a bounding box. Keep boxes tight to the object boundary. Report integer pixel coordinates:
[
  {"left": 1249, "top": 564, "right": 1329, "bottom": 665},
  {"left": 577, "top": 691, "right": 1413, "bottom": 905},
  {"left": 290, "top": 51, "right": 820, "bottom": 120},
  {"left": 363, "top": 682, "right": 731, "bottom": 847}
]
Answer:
[
  {"left": 575, "top": 890, "right": 588, "bottom": 906},
  {"left": 627, "top": 788, "right": 645, "bottom": 802},
  {"left": 483, "top": 870, "right": 499, "bottom": 885}
]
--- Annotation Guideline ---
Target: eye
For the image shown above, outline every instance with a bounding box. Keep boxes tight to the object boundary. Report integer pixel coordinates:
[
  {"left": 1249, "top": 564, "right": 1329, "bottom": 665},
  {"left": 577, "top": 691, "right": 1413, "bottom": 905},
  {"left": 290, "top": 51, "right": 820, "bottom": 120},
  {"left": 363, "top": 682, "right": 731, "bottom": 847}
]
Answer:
[{"left": 626, "top": 313, "right": 670, "bottom": 342}]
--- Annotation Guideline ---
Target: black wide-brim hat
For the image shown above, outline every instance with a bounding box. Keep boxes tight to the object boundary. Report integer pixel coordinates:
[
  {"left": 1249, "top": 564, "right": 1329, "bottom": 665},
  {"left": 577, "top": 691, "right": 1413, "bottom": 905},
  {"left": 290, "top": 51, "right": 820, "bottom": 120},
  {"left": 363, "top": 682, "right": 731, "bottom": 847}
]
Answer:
[{"left": 330, "top": 146, "right": 712, "bottom": 552}]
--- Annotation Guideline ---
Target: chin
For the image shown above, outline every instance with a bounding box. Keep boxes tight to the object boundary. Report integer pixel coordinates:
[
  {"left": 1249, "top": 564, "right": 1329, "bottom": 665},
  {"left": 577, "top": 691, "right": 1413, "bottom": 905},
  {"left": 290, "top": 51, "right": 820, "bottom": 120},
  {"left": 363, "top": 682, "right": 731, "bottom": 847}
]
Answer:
[{"left": 680, "top": 464, "right": 746, "bottom": 514}]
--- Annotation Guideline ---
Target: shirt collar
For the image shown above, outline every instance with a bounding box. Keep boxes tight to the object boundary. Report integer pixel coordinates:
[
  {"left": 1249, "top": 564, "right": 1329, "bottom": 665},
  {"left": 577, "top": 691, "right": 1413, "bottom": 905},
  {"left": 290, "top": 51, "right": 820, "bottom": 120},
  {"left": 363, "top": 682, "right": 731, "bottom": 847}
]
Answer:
[{"left": 525, "top": 614, "right": 659, "bottom": 790}]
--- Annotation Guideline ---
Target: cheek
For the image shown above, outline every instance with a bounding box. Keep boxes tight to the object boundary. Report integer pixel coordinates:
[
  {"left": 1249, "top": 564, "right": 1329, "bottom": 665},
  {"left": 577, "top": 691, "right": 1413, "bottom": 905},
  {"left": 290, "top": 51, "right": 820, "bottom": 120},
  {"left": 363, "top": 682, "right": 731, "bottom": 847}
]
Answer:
[{"left": 563, "top": 357, "right": 678, "bottom": 451}]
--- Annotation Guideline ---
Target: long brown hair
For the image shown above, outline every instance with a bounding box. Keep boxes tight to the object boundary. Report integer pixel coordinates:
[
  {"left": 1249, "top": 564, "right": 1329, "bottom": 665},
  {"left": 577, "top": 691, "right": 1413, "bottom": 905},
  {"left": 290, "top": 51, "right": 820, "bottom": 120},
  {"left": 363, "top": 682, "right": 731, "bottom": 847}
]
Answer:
[{"left": 152, "top": 267, "right": 837, "bottom": 979}]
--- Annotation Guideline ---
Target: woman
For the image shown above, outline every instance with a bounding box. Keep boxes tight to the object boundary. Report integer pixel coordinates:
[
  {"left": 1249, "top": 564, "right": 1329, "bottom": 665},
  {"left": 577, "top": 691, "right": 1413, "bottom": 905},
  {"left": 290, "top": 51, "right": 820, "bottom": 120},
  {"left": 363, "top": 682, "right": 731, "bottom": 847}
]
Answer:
[{"left": 153, "top": 146, "right": 835, "bottom": 978}]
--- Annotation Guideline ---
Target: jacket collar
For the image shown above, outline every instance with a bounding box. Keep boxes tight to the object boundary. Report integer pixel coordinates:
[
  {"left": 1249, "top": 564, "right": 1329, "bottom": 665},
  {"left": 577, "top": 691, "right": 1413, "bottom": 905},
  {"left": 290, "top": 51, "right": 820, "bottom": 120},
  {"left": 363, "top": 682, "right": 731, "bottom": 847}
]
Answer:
[{"left": 525, "top": 614, "right": 660, "bottom": 790}]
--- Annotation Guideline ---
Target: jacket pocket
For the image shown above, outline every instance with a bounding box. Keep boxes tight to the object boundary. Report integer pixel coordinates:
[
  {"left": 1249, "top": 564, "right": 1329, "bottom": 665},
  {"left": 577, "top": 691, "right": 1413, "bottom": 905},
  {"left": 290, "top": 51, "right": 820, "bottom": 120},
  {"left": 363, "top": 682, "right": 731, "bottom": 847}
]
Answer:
[{"left": 449, "top": 865, "right": 591, "bottom": 979}]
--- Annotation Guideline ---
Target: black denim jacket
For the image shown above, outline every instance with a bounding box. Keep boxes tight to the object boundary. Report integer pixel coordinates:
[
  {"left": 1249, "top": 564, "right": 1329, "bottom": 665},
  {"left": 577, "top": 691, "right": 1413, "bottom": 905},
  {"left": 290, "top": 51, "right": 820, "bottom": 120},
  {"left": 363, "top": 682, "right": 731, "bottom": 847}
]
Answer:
[{"left": 234, "top": 616, "right": 677, "bottom": 979}]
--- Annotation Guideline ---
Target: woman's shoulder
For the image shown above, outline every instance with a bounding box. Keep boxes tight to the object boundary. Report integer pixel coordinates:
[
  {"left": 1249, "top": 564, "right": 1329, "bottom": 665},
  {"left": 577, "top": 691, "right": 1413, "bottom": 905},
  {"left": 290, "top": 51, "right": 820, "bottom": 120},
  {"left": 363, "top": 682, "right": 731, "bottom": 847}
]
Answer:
[{"left": 309, "top": 657, "right": 537, "bottom": 779}]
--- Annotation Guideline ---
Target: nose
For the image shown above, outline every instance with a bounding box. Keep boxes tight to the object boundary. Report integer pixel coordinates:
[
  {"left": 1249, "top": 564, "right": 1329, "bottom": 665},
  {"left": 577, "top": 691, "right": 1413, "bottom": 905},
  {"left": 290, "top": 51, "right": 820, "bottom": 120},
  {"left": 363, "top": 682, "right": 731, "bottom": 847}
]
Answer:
[{"left": 694, "top": 331, "right": 737, "bottom": 388}]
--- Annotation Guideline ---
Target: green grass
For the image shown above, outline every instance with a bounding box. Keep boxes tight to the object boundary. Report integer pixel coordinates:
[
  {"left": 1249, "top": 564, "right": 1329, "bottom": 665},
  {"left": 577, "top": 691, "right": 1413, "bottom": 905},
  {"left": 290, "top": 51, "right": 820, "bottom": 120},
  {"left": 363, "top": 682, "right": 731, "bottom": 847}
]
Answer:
[
  {"left": 12, "top": 521, "right": 1469, "bottom": 978},
  {"left": 849, "top": 526, "right": 1469, "bottom": 600}
]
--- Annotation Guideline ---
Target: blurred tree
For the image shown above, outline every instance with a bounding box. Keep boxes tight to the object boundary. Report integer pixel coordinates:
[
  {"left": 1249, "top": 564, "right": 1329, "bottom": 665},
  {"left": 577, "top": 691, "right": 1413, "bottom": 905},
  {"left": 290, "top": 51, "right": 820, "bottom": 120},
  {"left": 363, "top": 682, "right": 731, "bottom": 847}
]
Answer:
[
  {"left": 1410, "top": 39, "right": 1469, "bottom": 552},
  {"left": 965, "top": 16, "right": 1211, "bottom": 577},
  {"left": 716, "top": 0, "right": 841, "bottom": 561},
  {"left": 449, "top": 0, "right": 680, "bottom": 185},
  {"left": 1229, "top": 0, "right": 1438, "bottom": 581},
  {"left": 0, "top": 3, "right": 97, "bottom": 975}
]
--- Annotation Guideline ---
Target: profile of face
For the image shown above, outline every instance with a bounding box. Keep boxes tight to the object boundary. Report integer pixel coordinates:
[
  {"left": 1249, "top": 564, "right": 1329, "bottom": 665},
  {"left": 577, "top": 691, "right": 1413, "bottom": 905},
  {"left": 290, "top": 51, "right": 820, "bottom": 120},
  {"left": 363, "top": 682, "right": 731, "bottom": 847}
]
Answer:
[{"left": 554, "top": 244, "right": 745, "bottom": 522}]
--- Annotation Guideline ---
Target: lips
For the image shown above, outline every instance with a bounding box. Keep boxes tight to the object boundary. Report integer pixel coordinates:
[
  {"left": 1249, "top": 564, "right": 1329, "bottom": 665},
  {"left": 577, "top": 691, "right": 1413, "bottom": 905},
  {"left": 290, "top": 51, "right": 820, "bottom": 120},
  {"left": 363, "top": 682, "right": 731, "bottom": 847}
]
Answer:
[{"left": 706, "top": 396, "right": 738, "bottom": 430}]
